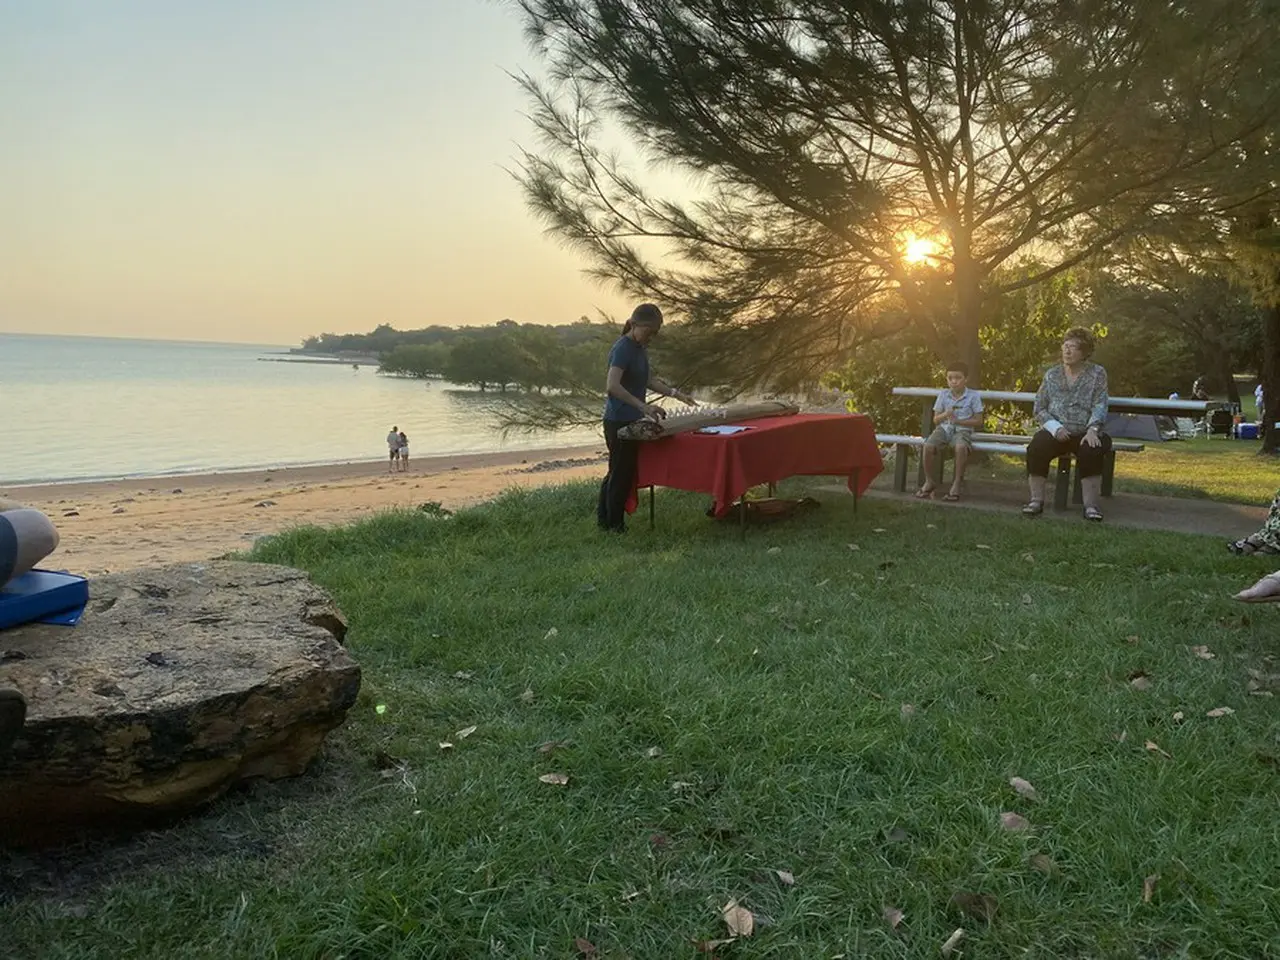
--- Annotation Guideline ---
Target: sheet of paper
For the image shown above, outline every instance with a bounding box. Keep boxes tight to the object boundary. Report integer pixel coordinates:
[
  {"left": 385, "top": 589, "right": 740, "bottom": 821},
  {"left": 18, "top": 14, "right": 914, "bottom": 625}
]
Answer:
[{"left": 696, "top": 425, "right": 753, "bottom": 435}]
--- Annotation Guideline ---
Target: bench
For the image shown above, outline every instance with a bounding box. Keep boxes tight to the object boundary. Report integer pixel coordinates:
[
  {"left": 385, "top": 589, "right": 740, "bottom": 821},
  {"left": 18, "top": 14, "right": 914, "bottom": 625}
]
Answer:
[
  {"left": 875, "top": 432, "right": 1143, "bottom": 511},
  {"left": 877, "top": 386, "right": 1207, "bottom": 511}
]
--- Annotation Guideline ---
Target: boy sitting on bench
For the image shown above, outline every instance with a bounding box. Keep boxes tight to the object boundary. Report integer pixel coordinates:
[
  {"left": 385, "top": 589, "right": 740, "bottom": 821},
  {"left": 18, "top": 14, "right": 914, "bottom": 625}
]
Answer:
[
  {"left": 917, "top": 361, "right": 984, "bottom": 502},
  {"left": 1, "top": 498, "right": 61, "bottom": 755}
]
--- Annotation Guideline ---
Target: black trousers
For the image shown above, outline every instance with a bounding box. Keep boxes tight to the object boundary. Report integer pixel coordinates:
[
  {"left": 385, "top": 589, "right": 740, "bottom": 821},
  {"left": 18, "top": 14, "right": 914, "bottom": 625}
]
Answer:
[
  {"left": 1026, "top": 429, "right": 1112, "bottom": 479},
  {"left": 598, "top": 419, "right": 640, "bottom": 530}
]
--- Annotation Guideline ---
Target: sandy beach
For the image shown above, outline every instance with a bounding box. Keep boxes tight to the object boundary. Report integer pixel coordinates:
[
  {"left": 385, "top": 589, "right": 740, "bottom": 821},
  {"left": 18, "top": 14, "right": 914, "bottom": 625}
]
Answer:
[{"left": 0, "top": 445, "right": 606, "bottom": 576}]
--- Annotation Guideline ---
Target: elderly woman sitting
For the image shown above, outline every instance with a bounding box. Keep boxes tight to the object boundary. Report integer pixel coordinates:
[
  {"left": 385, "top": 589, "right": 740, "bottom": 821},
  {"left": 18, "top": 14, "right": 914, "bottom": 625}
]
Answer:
[
  {"left": 1022, "top": 327, "right": 1112, "bottom": 522},
  {"left": 1, "top": 498, "right": 61, "bottom": 755}
]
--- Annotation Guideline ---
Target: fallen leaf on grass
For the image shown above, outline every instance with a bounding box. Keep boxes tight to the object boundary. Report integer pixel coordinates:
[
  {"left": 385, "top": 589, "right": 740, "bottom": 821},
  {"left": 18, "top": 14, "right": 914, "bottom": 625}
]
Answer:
[
  {"left": 941, "top": 928, "right": 966, "bottom": 956},
  {"left": 1191, "top": 645, "right": 1215, "bottom": 660},
  {"left": 872, "top": 527, "right": 887, "bottom": 533},
  {"left": 455, "top": 725, "right": 477, "bottom": 739},
  {"left": 1142, "top": 873, "right": 1159, "bottom": 903},
  {"left": 975, "top": 543, "right": 992, "bottom": 550},
  {"left": 1020, "top": 551, "right": 1035, "bottom": 563},
  {"left": 721, "top": 900, "right": 755, "bottom": 937},
  {"left": 1113, "top": 730, "right": 1129, "bottom": 743},
  {"left": 374, "top": 704, "right": 387, "bottom": 715},
  {"left": 1173, "top": 711, "right": 1184, "bottom": 722},
  {"left": 438, "top": 741, "right": 453, "bottom": 751},
  {"left": 949, "top": 892, "right": 998, "bottom": 922},
  {"left": 1009, "top": 776, "right": 1037, "bottom": 799},
  {"left": 926, "top": 523, "right": 938, "bottom": 530},
  {"left": 519, "top": 687, "right": 535, "bottom": 704},
  {"left": 882, "top": 905, "right": 905, "bottom": 928},
  {"left": 574, "top": 937, "right": 597, "bottom": 956},
  {"left": 538, "top": 772, "right": 570, "bottom": 786},
  {"left": 846, "top": 543, "right": 861, "bottom": 551},
  {"left": 536, "top": 739, "right": 570, "bottom": 755},
  {"left": 1206, "top": 706, "right": 1235, "bottom": 718},
  {"left": 883, "top": 826, "right": 910, "bottom": 843},
  {"left": 1124, "top": 635, "right": 1140, "bottom": 645},
  {"left": 1021, "top": 593, "right": 1033, "bottom": 606},
  {"left": 773, "top": 869, "right": 795, "bottom": 886},
  {"left": 452, "top": 671, "right": 474, "bottom": 681},
  {"left": 1129, "top": 671, "right": 1152, "bottom": 691},
  {"left": 766, "top": 546, "right": 782, "bottom": 555},
  {"left": 544, "top": 627, "right": 559, "bottom": 640},
  {"left": 1145, "top": 740, "right": 1171, "bottom": 759},
  {"left": 645, "top": 746, "right": 663, "bottom": 759},
  {"left": 1029, "top": 853, "right": 1057, "bottom": 874},
  {"left": 815, "top": 578, "right": 831, "bottom": 588},
  {"left": 900, "top": 703, "right": 917, "bottom": 719},
  {"left": 1000, "top": 812, "right": 1032, "bottom": 831}
]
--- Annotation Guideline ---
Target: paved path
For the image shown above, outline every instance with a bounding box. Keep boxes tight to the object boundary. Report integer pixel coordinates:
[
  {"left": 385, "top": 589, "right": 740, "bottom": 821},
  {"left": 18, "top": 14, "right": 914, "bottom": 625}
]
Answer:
[{"left": 831, "top": 474, "right": 1271, "bottom": 540}]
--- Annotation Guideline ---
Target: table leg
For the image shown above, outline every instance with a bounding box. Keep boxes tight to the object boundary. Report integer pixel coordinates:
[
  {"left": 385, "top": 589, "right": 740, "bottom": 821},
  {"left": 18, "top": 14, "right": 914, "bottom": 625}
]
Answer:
[
  {"left": 648, "top": 486, "right": 655, "bottom": 530},
  {"left": 852, "top": 467, "right": 860, "bottom": 515},
  {"left": 740, "top": 497, "right": 747, "bottom": 538}
]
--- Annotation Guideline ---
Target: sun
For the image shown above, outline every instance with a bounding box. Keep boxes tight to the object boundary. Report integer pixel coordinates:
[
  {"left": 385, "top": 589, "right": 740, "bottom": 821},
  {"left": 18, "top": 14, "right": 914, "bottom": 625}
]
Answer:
[{"left": 902, "top": 233, "right": 941, "bottom": 264}]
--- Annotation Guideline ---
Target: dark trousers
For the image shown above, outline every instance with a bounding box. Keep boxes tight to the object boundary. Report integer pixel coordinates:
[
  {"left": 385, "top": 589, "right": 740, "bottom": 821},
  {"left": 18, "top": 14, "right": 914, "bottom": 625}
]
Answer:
[
  {"left": 598, "top": 419, "right": 640, "bottom": 530},
  {"left": 1026, "top": 429, "right": 1112, "bottom": 479}
]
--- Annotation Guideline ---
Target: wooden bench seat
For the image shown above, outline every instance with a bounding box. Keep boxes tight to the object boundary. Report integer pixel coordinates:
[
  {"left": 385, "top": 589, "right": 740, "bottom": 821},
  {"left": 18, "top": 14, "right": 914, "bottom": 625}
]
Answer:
[{"left": 875, "top": 432, "right": 1144, "bottom": 511}]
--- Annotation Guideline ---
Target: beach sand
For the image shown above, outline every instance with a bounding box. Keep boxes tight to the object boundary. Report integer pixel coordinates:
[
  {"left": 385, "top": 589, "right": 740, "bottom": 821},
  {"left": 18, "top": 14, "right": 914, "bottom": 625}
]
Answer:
[{"left": 0, "top": 445, "right": 606, "bottom": 576}]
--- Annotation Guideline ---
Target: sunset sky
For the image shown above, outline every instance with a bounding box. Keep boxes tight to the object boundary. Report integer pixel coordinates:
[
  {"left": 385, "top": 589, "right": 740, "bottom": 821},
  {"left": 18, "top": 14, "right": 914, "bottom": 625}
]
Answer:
[{"left": 0, "top": 1, "right": 631, "bottom": 345}]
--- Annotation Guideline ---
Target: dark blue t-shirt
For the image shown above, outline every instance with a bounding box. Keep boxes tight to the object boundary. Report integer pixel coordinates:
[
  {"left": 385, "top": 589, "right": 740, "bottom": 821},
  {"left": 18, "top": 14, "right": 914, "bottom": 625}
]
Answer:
[{"left": 603, "top": 335, "right": 650, "bottom": 423}]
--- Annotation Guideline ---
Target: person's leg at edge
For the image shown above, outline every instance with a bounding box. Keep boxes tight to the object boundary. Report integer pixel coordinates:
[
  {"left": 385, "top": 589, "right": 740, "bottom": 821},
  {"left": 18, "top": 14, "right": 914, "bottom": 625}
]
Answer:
[
  {"left": 0, "top": 508, "right": 59, "bottom": 756},
  {"left": 1234, "top": 569, "right": 1280, "bottom": 602},
  {"left": 1075, "top": 432, "right": 1112, "bottom": 519},
  {"left": 0, "top": 688, "right": 25, "bottom": 756},
  {"left": 604, "top": 425, "right": 641, "bottom": 532}
]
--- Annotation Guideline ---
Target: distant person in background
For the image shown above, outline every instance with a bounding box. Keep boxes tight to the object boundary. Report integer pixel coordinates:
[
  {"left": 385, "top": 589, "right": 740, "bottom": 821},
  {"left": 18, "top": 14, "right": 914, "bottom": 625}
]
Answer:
[
  {"left": 397, "top": 431, "right": 409, "bottom": 471},
  {"left": 1191, "top": 376, "right": 1210, "bottom": 401},
  {"left": 1, "top": 498, "right": 61, "bottom": 755},
  {"left": 1023, "top": 328, "right": 1111, "bottom": 522},
  {"left": 386, "top": 425, "right": 401, "bottom": 474},
  {"left": 1256, "top": 382, "right": 1265, "bottom": 419}
]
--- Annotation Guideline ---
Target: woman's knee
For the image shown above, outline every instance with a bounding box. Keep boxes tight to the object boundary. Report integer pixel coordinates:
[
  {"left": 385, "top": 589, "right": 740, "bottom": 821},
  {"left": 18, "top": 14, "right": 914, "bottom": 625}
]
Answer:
[
  {"left": 1, "top": 508, "right": 60, "bottom": 582},
  {"left": 1025, "top": 430, "right": 1056, "bottom": 476}
]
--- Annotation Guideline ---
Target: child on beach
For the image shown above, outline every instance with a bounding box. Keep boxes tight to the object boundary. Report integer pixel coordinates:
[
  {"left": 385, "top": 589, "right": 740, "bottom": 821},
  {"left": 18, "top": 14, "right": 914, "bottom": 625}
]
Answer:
[
  {"left": 917, "top": 362, "right": 984, "bottom": 501},
  {"left": 386, "top": 426, "right": 401, "bottom": 473},
  {"left": 397, "top": 431, "right": 409, "bottom": 471}
]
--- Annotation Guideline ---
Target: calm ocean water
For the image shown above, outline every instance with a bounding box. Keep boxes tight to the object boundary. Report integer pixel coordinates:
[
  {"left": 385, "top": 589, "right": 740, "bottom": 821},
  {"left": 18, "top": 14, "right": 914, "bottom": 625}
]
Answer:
[{"left": 0, "top": 334, "right": 601, "bottom": 485}]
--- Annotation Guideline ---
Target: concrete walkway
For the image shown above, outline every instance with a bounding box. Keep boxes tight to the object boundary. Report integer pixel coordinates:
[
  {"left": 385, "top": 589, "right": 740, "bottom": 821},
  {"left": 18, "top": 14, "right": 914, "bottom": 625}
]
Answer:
[{"left": 823, "top": 473, "right": 1270, "bottom": 540}]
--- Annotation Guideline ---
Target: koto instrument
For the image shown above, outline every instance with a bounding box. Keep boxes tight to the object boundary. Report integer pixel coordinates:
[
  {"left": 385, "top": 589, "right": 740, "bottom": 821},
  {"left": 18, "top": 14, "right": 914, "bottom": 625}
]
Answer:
[{"left": 618, "top": 400, "right": 800, "bottom": 441}]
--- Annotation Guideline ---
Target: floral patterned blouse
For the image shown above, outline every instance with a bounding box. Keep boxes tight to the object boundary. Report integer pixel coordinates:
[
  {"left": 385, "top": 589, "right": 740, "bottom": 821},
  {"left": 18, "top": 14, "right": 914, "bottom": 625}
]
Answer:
[{"left": 1034, "top": 361, "right": 1109, "bottom": 434}]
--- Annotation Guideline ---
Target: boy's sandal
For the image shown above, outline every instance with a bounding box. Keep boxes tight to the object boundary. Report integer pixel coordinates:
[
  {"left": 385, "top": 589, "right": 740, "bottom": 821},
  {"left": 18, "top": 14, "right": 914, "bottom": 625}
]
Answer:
[
  {"left": 1234, "top": 572, "right": 1280, "bottom": 603},
  {"left": 1021, "top": 500, "right": 1043, "bottom": 517},
  {"left": 913, "top": 487, "right": 935, "bottom": 500},
  {"left": 1083, "top": 506, "right": 1104, "bottom": 522},
  {"left": 942, "top": 492, "right": 961, "bottom": 502}
]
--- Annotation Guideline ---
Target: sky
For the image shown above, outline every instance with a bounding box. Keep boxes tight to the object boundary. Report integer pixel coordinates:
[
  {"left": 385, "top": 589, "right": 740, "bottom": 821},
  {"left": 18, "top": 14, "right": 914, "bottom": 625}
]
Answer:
[{"left": 0, "top": 0, "right": 632, "bottom": 344}]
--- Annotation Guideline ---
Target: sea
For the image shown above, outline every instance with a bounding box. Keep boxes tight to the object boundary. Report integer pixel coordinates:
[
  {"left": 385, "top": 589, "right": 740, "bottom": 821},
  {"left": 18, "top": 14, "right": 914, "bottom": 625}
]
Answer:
[{"left": 0, "top": 333, "right": 601, "bottom": 485}]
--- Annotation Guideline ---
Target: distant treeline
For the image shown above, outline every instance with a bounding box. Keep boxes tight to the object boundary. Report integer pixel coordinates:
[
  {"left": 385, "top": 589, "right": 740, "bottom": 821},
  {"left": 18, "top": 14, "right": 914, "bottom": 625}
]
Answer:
[{"left": 299, "top": 319, "right": 619, "bottom": 393}]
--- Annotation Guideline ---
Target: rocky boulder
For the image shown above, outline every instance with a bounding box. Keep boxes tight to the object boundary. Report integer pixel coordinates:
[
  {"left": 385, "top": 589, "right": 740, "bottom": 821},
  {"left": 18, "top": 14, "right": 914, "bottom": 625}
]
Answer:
[{"left": 0, "top": 561, "right": 360, "bottom": 846}]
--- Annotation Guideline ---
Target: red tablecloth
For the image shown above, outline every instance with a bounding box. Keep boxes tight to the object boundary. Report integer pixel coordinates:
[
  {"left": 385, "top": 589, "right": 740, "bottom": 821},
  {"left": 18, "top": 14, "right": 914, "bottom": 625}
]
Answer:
[{"left": 627, "top": 413, "right": 882, "bottom": 516}]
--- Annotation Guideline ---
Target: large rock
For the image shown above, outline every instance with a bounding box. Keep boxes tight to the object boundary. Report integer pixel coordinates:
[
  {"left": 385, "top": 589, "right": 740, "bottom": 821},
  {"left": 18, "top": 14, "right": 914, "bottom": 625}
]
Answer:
[{"left": 0, "top": 561, "right": 360, "bottom": 846}]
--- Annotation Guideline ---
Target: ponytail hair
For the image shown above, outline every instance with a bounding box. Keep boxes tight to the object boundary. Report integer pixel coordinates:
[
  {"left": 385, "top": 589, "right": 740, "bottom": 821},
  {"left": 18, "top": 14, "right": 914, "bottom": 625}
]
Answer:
[{"left": 623, "top": 302, "right": 663, "bottom": 336}]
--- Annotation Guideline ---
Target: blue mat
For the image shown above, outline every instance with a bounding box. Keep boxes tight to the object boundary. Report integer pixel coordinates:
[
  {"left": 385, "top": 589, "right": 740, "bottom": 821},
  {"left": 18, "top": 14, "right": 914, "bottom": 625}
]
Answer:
[{"left": 0, "top": 570, "right": 90, "bottom": 630}]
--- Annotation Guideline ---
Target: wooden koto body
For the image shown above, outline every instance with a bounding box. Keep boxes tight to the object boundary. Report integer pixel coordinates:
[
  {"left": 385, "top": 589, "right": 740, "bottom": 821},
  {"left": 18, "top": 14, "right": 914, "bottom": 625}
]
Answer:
[{"left": 618, "top": 401, "right": 800, "bottom": 441}]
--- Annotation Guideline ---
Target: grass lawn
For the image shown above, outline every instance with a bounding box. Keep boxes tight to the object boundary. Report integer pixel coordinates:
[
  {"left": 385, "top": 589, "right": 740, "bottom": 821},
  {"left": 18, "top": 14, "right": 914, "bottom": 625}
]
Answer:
[
  {"left": 973, "top": 437, "right": 1278, "bottom": 506},
  {"left": 4, "top": 481, "right": 1279, "bottom": 958}
]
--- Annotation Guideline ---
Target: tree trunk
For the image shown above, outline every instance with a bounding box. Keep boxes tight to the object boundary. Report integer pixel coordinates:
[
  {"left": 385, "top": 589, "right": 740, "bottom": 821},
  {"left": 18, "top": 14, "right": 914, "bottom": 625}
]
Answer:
[
  {"left": 1218, "top": 354, "right": 1242, "bottom": 407},
  {"left": 1260, "top": 301, "right": 1280, "bottom": 455},
  {"left": 952, "top": 244, "right": 984, "bottom": 387}
]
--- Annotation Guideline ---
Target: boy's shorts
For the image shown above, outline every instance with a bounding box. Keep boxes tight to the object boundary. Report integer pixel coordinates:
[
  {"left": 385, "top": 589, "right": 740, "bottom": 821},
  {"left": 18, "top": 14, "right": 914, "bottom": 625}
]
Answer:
[{"left": 925, "top": 425, "right": 974, "bottom": 449}]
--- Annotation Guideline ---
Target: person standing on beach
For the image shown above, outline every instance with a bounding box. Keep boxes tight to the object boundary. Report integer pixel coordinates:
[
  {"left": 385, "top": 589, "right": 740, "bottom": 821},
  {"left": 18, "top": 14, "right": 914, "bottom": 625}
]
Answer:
[
  {"left": 397, "top": 431, "right": 409, "bottom": 472},
  {"left": 386, "top": 426, "right": 401, "bottom": 473},
  {"left": 1, "top": 498, "right": 61, "bottom": 755},
  {"left": 598, "top": 303, "right": 696, "bottom": 533}
]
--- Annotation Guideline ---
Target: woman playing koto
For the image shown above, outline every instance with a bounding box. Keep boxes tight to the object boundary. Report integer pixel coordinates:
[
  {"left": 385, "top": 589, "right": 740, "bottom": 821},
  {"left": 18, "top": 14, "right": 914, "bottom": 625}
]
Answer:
[
  {"left": 0, "top": 499, "right": 61, "bottom": 754},
  {"left": 1226, "top": 489, "right": 1280, "bottom": 555},
  {"left": 597, "top": 303, "right": 696, "bottom": 533}
]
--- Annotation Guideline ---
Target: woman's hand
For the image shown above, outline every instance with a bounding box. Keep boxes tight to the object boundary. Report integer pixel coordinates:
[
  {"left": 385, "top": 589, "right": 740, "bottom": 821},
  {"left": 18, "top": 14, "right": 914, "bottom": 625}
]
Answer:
[
  {"left": 1082, "top": 427, "right": 1102, "bottom": 448},
  {"left": 1054, "top": 426, "right": 1070, "bottom": 442},
  {"left": 642, "top": 403, "right": 668, "bottom": 420}
]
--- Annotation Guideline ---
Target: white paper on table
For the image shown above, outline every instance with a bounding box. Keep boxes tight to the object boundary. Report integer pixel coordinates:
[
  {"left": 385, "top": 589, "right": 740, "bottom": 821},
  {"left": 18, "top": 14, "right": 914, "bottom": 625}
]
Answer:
[{"left": 695, "top": 425, "right": 753, "bottom": 434}]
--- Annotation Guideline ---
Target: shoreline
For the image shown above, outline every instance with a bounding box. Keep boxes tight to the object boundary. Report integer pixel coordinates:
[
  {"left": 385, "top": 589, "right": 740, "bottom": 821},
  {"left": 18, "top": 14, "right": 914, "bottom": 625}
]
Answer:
[{"left": 2, "top": 443, "right": 606, "bottom": 576}]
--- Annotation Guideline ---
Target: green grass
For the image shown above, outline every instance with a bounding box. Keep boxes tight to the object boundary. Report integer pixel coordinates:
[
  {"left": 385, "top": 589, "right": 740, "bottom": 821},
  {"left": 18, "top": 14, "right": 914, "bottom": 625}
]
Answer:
[
  {"left": 4, "top": 482, "right": 1280, "bottom": 958},
  {"left": 975, "top": 437, "right": 1278, "bottom": 505}
]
